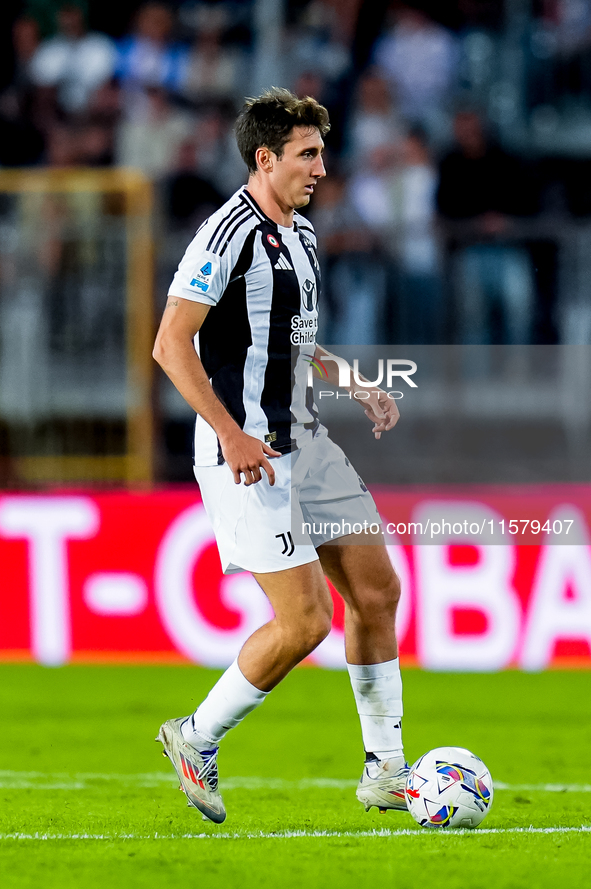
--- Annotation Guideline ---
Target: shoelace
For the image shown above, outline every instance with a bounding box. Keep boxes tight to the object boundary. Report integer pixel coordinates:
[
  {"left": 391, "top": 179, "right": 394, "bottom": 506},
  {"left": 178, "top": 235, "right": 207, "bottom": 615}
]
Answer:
[{"left": 196, "top": 748, "right": 219, "bottom": 791}]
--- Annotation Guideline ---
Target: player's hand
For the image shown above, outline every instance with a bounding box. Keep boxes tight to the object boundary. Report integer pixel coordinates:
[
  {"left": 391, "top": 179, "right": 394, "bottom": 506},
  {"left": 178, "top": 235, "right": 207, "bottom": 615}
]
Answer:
[
  {"left": 219, "top": 430, "right": 281, "bottom": 486},
  {"left": 358, "top": 388, "right": 400, "bottom": 439}
]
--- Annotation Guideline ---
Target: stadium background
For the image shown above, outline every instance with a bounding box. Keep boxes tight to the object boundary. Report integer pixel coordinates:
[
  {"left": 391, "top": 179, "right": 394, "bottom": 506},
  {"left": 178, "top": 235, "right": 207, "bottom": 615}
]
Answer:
[
  {"left": 1, "top": 4, "right": 591, "bottom": 887},
  {"left": 0, "top": 0, "right": 590, "bottom": 672}
]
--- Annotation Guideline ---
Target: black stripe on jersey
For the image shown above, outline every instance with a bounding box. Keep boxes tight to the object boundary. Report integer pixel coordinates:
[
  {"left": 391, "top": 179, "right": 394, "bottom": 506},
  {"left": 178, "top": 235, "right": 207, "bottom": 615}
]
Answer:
[
  {"left": 218, "top": 211, "right": 255, "bottom": 257},
  {"left": 298, "top": 227, "right": 321, "bottom": 290},
  {"left": 206, "top": 200, "right": 247, "bottom": 251},
  {"left": 240, "top": 190, "right": 266, "bottom": 221},
  {"left": 296, "top": 222, "right": 315, "bottom": 237},
  {"left": 198, "top": 228, "right": 257, "bottom": 462},
  {"left": 304, "top": 385, "right": 319, "bottom": 430},
  {"left": 257, "top": 223, "right": 307, "bottom": 453},
  {"left": 210, "top": 205, "right": 252, "bottom": 254}
]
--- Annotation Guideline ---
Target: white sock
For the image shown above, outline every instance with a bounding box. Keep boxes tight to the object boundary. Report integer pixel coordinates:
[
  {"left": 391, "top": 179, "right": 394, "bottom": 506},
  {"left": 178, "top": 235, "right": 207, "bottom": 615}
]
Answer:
[
  {"left": 347, "top": 657, "right": 404, "bottom": 761},
  {"left": 181, "top": 659, "right": 269, "bottom": 749}
]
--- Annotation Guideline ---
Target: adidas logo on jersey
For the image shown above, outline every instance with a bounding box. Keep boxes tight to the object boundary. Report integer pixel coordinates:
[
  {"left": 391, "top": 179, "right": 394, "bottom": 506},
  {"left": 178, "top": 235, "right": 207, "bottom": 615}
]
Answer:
[{"left": 274, "top": 255, "right": 293, "bottom": 271}]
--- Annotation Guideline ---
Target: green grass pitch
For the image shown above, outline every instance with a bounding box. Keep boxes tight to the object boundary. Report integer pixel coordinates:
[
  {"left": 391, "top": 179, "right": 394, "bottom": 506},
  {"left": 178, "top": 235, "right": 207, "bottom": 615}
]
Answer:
[{"left": 0, "top": 664, "right": 590, "bottom": 888}]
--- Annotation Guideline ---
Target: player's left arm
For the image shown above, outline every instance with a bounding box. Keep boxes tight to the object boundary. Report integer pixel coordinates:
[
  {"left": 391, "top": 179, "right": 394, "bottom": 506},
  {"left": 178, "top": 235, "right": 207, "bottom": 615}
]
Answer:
[{"left": 313, "top": 345, "right": 399, "bottom": 440}]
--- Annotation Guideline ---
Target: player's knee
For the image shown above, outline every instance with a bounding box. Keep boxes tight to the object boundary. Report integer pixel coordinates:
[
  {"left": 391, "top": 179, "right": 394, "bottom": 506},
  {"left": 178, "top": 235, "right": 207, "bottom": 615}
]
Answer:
[
  {"left": 374, "top": 576, "right": 401, "bottom": 622},
  {"left": 297, "top": 606, "right": 333, "bottom": 655},
  {"left": 299, "top": 625, "right": 330, "bottom": 657},
  {"left": 309, "top": 612, "right": 333, "bottom": 649},
  {"left": 353, "top": 570, "right": 401, "bottom": 624},
  {"left": 386, "top": 570, "right": 402, "bottom": 610}
]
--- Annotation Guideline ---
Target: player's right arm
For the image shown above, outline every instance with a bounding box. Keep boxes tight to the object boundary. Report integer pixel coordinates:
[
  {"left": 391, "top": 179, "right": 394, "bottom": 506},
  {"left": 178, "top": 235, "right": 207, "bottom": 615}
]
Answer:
[{"left": 153, "top": 296, "right": 280, "bottom": 486}]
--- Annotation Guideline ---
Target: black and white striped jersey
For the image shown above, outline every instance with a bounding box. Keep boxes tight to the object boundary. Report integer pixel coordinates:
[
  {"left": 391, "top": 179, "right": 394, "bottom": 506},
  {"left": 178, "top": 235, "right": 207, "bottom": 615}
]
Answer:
[{"left": 169, "top": 186, "right": 321, "bottom": 466}]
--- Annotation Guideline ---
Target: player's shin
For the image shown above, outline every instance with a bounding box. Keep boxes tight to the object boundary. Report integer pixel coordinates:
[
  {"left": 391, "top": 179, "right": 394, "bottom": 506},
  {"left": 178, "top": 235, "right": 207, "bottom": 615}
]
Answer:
[
  {"left": 181, "top": 658, "right": 269, "bottom": 750},
  {"left": 348, "top": 657, "right": 409, "bottom": 812},
  {"left": 347, "top": 657, "right": 404, "bottom": 760}
]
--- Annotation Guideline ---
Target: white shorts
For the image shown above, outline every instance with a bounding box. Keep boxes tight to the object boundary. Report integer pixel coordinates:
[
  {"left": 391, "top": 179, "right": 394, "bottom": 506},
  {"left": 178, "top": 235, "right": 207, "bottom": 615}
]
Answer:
[{"left": 194, "top": 427, "right": 382, "bottom": 574}]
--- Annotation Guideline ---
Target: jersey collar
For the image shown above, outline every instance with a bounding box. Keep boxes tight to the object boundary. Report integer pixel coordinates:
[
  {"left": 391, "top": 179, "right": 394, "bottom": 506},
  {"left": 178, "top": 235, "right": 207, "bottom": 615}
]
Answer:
[{"left": 241, "top": 187, "right": 298, "bottom": 232}]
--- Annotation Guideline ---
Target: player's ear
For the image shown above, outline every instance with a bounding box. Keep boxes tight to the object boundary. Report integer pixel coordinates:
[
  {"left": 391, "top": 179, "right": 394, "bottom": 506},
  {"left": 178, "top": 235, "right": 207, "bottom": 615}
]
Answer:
[{"left": 255, "top": 146, "right": 274, "bottom": 173}]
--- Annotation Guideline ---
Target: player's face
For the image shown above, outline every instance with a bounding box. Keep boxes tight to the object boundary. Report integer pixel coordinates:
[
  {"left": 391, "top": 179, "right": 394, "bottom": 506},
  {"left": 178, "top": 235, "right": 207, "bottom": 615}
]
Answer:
[{"left": 272, "top": 126, "right": 326, "bottom": 210}]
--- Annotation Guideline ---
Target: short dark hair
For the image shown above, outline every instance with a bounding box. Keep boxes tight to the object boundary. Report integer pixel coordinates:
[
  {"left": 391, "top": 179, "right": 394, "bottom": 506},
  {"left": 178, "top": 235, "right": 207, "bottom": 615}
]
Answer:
[{"left": 235, "top": 87, "right": 330, "bottom": 174}]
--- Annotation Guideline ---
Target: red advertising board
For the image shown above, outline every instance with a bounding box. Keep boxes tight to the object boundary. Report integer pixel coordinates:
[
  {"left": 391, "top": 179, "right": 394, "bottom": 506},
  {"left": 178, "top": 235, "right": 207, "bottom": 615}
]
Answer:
[{"left": 1, "top": 487, "right": 590, "bottom": 670}]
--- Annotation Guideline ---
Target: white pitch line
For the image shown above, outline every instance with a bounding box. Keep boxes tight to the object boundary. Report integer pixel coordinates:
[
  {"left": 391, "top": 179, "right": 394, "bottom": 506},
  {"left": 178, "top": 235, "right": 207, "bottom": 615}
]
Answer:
[
  {"left": 0, "top": 773, "right": 354, "bottom": 791},
  {"left": 495, "top": 783, "right": 591, "bottom": 793},
  {"left": 0, "top": 826, "right": 590, "bottom": 841},
  {"left": 0, "top": 772, "right": 590, "bottom": 793}
]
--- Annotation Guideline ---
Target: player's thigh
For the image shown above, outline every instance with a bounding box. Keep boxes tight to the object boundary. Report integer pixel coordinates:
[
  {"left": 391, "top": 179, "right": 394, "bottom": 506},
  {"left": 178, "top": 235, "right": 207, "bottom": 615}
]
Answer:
[
  {"left": 196, "top": 456, "right": 318, "bottom": 575},
  {"left": 298, "top": 433, "right": 382, "bottom": 549},
  {"left": 253, "top": 560, "right": 333, "bottom": 632},
  {"left": 317, "top": 538, "right": 400, "bottom": 615}
]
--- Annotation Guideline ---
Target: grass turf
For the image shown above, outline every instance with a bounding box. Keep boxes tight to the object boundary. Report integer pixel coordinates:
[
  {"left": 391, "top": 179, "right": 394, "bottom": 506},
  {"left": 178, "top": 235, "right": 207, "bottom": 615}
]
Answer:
[{"left": 0, "top": 665, "right": 590, "bottom": 888}]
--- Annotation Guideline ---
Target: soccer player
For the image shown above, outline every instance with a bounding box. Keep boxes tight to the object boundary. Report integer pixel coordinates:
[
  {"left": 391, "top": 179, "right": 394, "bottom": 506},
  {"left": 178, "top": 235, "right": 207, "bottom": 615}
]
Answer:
[{"left": 153, "top": 88, "right": 407, "bottom": 824}]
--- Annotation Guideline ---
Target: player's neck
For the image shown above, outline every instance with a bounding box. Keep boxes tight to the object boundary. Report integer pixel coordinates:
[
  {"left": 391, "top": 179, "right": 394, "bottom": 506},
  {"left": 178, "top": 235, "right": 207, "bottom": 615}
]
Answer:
[{"left": 245, "top": 177, "right": 294, "bottom": 228}]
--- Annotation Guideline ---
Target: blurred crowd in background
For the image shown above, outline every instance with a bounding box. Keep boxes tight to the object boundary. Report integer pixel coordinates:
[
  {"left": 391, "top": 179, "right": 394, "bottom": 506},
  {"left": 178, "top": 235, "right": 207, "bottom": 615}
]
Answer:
[
  {"left": 3, "top": 0, "right": 591, "bottom": 348},
  {"left": 2, "top": 0, "right": 591, "bottom": 484}
]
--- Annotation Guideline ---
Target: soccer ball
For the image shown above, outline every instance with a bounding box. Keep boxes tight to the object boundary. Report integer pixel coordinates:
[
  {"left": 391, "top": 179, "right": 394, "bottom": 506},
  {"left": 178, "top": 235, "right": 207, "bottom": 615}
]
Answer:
[{"left": 405, "top": 746, "right": 493, "bottom": 829}]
